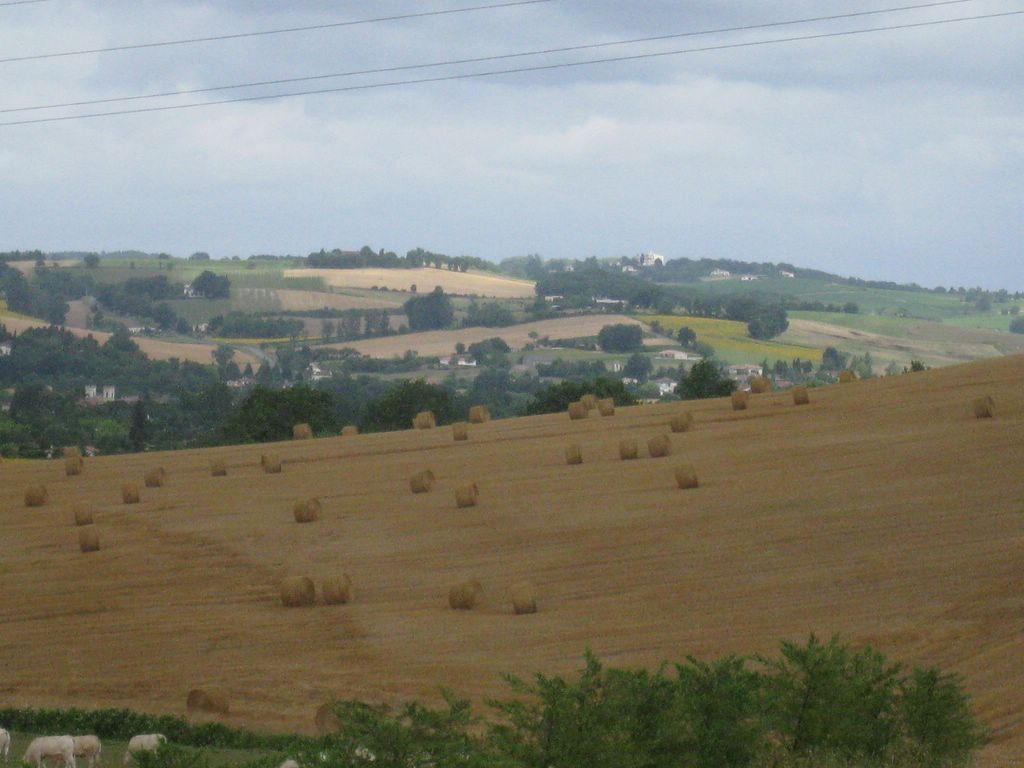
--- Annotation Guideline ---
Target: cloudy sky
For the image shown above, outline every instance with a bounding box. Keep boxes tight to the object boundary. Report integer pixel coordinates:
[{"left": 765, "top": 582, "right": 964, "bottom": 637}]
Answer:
[{"left": 1, "top": 0, "right": 1021, "bottom": 289}]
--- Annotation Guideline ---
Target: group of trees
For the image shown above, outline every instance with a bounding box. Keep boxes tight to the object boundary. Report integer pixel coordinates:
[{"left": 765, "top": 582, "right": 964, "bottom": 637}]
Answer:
[
  {"left": 307, "top": 246, "right": 499, "bottom": 273},
  {"left": 404, "top": 287, "right": 454, "bottom": 331},
  {"left": 207, "top": 312, "right": 305, "bottom": 339}
]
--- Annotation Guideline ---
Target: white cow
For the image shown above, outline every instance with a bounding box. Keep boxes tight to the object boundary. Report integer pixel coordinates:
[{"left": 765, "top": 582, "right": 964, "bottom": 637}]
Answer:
[
  {"left": 23, "top": 736, "right": 76, "bottom": 768},
  {"left": 278, "top": 760, "right": 300, "bottom": 768},
  {"left": 72, "top": 736, "right": 101, "bottom": 768},
  {"left": 122, "top": 735, "right": 165, "bottom": 766},
  {"left": 0, "top": 727, "right": 10, "bottom": 761}
]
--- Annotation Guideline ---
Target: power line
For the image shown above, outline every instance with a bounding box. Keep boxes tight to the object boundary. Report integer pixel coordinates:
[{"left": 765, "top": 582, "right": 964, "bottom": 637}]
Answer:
[
  {"left": 2, "top": 10, "right": 1020, "bottom": 128},
  {"left": 0, "top": 0, "right": 51, "bottom": 5},
  {"left": 0, "top": 0, "right": 555, "bottom": 64},
  {"left": 0, "top": 0, "right": 987, "bottom": 115}
]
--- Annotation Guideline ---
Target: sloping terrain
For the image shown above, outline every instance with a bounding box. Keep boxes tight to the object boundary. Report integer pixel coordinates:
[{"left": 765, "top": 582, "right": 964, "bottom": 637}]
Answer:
[
  {"left": 288, "top": 267, "right": 536, "bottom": 299},
  {"left": 321, "top": 314, "right": 643, "bottom": 357},
  {"left": 0, "top": 315, "right": 259, "bottom": 366},
  {"left": 1, "top": 357, "right": 1022, "bottom": 765}
]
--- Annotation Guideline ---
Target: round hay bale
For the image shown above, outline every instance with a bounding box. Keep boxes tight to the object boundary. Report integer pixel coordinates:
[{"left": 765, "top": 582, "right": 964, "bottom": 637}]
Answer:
[
  {"left": 731, "top": 391, "right": 749, "bottom": 411},
  {"left": 468, "top": 405, "right": 490, "bottom": 424},
  {"left": 839, "top": 370, "right": 857, "bottom": 384},
  {"left": 280, "top": 576, "right": 316, "bottom": 607},
  {"left": 448, "top": 579, "right": 483, "bottom": 610},
  {"left": 509, "top": 581, "right": 537, "bottom": 615},
  {"left": 78, "top": 528, "right": 100, "bottom": 553},
  {"left": 674, "top": 464, "right": 699, "bottom": 490},
  {"left": 342, "top": 425, "right": 359, "bottom": 436},
  {"left": 73, "top": 505, "right": 94, "bottom": 526},
  {"left": 580, "top": 394, "right": 598, "bottom": 411},
  {"left": 647, "top": 434, "right": 672, "bottom": 459},
  {"left": 262, "top": 454, "right": 282, "bottom": 474},
  {"left": 410, "top": 469, "right": 436, "bottom": 494},
  {"left": 293, "top": 423, "right": 313, "bottom": 440},
  {"left": 210, "top": 459, "right": 228, "bottom": 477},
  {"left": 413, "top": 411, "right": 436, "bottom": 430},
  {"left": 972, "top": 395, "right": 995, "bottom": 419},
  {"left": 315, "top": 704, "right": 342, "bottom": 735},
  {"left": 567, "top": 401, "right": 588, "bottom": 420},
  {"left": 121, "top": 483, "right": 140, "bottom": 504},
  {"left": 25, "top": 485, "right": 48, "bottom": 507},
  {"left": 293, "top": 498, "right": 321, "bottom": 523},
  {"left": 669, "top": 412, "right": 693, "bottom": 433},
  {"left": 323, "top": 575, "right": 353, "bottom": 605},
  {"left": 144, "top": 467, "right": 166, "bottom": 488},
  {"left": 749, "top": 376, "right": 773, "bottom": 394},
  {"left": 619, "top": 439, "right": 638, "bottom": 460},
  {"left": 792, "top": 386, "right": 810, "bottom": 406},
  {"left": 452, "top": 422, "right": 469, "bottom": 441},
  {"left": 64, "top": 448, "right": 84, "bottom": 475},
  {"left": 597, "top": 398, "right": 615, "bottom": 417},
  {"left": 455, "top": 484, "right": 478, "bottom": 508},
  {"left": 565, "top": 444, "right": 583, "bottom": 465},
  {"left": 186, "top": 688, "right": 229, "bottom": 716}
]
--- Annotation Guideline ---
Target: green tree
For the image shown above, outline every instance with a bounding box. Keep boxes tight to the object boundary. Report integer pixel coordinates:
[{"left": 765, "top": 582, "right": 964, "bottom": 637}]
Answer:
[
  {"left": 1010, "top": 316, "right": 1024, "bottom": 334},
  {"left": 597, "top": 324, "right": 643, "bottom": 352},
  {"left": 360, "top": 379, "right": 457, "bottom": 432},
  {"left": 129, "top": 398, "right": 148, "bottom": 451},
  {"left": 623, "top": 352, "right": 653, "bottom": 382},
  {"left": 899, "top": 667, "right": 988, "bottom": 766},
  {"left": 678, "top": 360, "right": 736, "bottom": 400},
  {"left": 222, "top": 386, "right": 337, "bottom": 443},
  {"left": 526, "top": 378, "right": 636, "bottom": 415},
  {"left": 83, "top": 254, "right": 100, "bottom": 268},
  {"left": 190, "top": 270, "right": 231, "bottom": 299},
  {"left": 677, "top": 326, "right": 697, "bottom": 347},
  {"left": 404, "top": 287, "right": 454, "bottom": 331}
]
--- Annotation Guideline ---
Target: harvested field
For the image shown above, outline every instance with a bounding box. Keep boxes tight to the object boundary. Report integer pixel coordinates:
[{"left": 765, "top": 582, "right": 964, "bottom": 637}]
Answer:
[
  {"left": 0, "top": 357, "right": 1023, "bottom": 766},
  {"left": 0, "top": 316, "right": 258, "bottom": 367},
  {"left": 276, "top": 289, "right": 402, "bottom": 312},
  {"left": 287, "top": 268, "right": 535, "bottom": 299},
  {"left": 321, "top": 315, "right": 643, "bottom": 358}
]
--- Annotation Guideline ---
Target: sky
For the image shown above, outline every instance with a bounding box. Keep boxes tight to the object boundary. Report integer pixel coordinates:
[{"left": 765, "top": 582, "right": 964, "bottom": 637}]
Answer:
[{"left": 0, "top": 0, "right": 1022, "bottom": 290}]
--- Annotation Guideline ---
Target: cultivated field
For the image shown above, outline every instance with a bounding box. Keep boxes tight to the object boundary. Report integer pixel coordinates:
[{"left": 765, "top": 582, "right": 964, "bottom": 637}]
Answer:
[
  {"left": 1, "top": 355, "right": 1022, "bottom": 765},
  {"left": 0, "top": 316, "right": 259, "bottom": 367},
  {"left": 276, "top": 289, "right": 403, "bottom": 312},
  {"left": 321, "top": 314, "right": 643, "bottom": 357},
  {"left": 288, "top": 267, "right": 536, "bottom": 299},
  {"left": 781, "top": 315, "right": 1024, "bottom": 370},
  {"left": 642, "top": 314, "right": 823, "bottom": 364}
]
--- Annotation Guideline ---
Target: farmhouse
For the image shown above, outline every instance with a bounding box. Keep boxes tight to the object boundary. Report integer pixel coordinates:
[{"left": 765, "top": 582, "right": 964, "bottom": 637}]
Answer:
[
  {"left": 653, "top": 377, "right": 678, "bottom": 396},
  {"left": 0, "top": 341, "right": 11, "bottom": 356},
  {"left": 726, "top": 364, "right": 763, "bottom": 382}
]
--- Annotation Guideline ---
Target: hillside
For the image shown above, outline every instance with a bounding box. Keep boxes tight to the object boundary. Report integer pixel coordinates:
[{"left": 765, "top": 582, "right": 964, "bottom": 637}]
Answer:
[
  {"left": 289, "top": 267, "right": 536, "bottom": 299},
  {"left": 1, "top": 356, "right": 1022, "bottom": 765},
  {"left": 0, "top": 315, "right": 259, "bottom": 367},
  {"left": 321, "top": 314, "right": 644, "bottom": 357}
]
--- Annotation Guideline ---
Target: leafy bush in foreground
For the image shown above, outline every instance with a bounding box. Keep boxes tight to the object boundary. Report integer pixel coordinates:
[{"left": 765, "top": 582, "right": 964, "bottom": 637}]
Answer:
[{"left": 3, "top": 636, "right": 987, "bottom": 768}]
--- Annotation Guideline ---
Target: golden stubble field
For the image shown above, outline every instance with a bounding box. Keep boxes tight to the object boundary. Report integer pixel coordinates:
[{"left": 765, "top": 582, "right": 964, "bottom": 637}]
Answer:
[
  {"left": 1, "top": 356, "right": 1022, "bottom": 765},
  {"left": 287, "top": 268, "right": 536, "bottom": 299}
]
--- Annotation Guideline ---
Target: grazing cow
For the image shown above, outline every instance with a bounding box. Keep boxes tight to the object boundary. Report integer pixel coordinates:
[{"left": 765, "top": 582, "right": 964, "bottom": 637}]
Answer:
[
  {"left": 123, "top": 735, "right": 165, "bottom": 766},
  {"left": 23, "top": 736, "right": 75, "bottom": 768},
  {"left": 0, "top": 727, "right": 10, "bottom": 761},
  {"left": 72, "top": 736, "right": 101, "bottom": 768}
]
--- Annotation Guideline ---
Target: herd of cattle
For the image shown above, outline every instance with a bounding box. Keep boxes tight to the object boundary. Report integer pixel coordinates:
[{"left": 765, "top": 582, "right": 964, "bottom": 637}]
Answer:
[{"left": 0, "top": 730, "right": 166, "bottom": 767}]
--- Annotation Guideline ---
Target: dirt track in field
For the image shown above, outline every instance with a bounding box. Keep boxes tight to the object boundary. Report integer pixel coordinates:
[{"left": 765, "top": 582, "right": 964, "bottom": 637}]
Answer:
[{"left": 1, "top": 356, "right": 1022, "bottom": 765}]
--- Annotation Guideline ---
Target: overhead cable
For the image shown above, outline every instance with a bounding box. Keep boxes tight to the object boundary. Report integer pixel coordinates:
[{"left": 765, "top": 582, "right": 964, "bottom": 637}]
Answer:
[
  {"left": 0, "top": 0, "right": 988, "bottom": 115},
  {"left": 1, "top": 10, "right": 1020, "bottom": 127},
  {"left": 0, "top": 0, "right": 555, "bottom": 64}
]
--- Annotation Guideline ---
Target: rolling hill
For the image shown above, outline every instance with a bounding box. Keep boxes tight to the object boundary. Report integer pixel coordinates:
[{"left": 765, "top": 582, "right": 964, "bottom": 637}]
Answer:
[
  {"left": 289, "top": 267, "right": 536, "bottom": 299},
  {"left": 1, "top": 356, "right": 1021, "bottom": 765}
]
